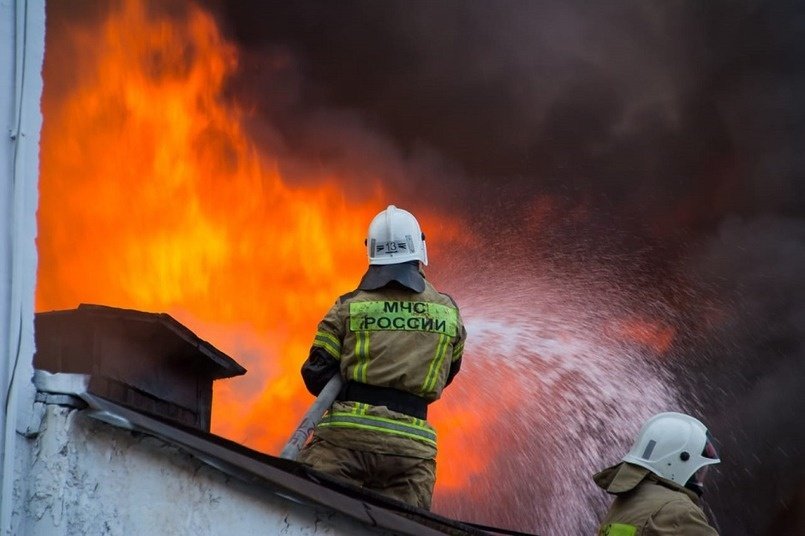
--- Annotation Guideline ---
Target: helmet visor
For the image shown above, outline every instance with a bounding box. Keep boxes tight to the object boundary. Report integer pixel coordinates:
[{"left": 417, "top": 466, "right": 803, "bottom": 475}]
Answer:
[
  {"left": 703, "top": 432, "right": 720, "bottom": 460},
  {"left": 691, "top": 434, "right": 720, "bottom": 488}
]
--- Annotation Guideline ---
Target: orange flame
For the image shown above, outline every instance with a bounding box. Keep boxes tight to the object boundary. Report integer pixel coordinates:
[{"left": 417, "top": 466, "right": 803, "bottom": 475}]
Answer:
[
  {"left": 37, "top": 0, "right": 480, "bottom": 493},
  {"left": 606, "top": 316, "right": 676, "bottom": 355}
]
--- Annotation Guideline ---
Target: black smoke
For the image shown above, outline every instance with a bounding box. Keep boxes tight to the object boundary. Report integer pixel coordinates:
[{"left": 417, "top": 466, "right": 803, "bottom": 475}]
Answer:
[
  {"left": 46, "top": 1, "right": 805, "bottom": 534},
  {"left": 199, "top": 1, "right": 805, "bottom": 534},
  {"left": 207, "top": 1, "right": 802, "bottom": 226},
  {"left": 673, "top": 217, "right": 805, "bottom": 535}
]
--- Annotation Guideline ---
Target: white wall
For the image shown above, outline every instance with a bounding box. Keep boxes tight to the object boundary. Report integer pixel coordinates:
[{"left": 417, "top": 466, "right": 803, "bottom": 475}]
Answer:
[
  {"left": 0, "top": 1, "right": 46, "bottom": 534},
  {"left": 14, "top": 405, "right": 388, "bottom": 536}
]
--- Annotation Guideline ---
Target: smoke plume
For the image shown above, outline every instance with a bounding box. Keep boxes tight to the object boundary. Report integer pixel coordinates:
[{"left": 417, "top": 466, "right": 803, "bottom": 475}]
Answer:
[
  {"left": 44, "top": 1, "right": 805, "bottom": 533},
  {"left": 202, "top": 2, "right": 804, "bottom": 533}
]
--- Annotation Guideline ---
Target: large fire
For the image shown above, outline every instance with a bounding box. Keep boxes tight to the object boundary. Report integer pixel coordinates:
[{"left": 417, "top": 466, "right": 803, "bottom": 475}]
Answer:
[
  {"left": 36, "top": 0, "right": 682, "bottom": 516},
  {"left": 37, "top": 0, "right": 473, "bottom": 492}
]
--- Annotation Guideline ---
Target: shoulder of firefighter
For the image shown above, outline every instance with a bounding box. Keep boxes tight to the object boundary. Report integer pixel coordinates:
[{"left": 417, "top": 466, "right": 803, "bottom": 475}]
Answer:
[
  {"left": 593, "top": 462, "right": 719, "bottom": 536},
  {"left": 300, "top": 279, "right": 466, "bottom": 447}
]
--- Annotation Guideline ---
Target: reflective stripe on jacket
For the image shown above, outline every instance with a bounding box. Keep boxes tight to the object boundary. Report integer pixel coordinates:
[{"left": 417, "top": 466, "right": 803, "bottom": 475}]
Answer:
[
  {"left": 319, "top": 401, "right": 436, "bottom": 447},
  {"left": 313, "top": 280, "right": 465, "bottom": 400},
  {"left": 304, "top": 276, "right": 466, "bottom": 449}
]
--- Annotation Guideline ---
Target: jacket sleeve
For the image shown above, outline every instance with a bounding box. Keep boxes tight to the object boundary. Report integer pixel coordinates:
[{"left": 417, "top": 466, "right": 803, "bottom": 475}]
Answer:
[
  {"left": 648, "top": 500, "right": 719, "bottom": 536},
  {"left": 301, "top": 299, "right": 345, "bottom": 396},
  {"left": 445, "top": 310, "right": 467, "bottom": 387}
]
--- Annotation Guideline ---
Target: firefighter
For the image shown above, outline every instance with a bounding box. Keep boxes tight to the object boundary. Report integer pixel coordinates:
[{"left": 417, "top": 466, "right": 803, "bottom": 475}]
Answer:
[
  {"left": 298, "top": 205, "right": 467, "bottom": 510},
  {"left": 594, "top": 412, "right": 721, "bottom": 535}
]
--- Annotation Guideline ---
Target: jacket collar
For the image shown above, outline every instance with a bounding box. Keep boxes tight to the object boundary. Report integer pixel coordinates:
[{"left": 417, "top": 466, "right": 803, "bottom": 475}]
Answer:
[
  {"left": 593, "top": 462, "right": 701, "bottom": 503},
  {"left": 357, "top": 262, "right": 426, "bottom": 293}
]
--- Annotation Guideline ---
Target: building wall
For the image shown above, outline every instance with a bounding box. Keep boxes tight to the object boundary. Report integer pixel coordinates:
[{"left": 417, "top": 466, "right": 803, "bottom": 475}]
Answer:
[
  {"left": 1, "top": 1, "right": 45, "bottom": 534},
  {"left": 0, "top": 7, "right": 384, "bottom": 534},
  {"left": 14, "top": 403, "right": 389, "bottom": 536}
]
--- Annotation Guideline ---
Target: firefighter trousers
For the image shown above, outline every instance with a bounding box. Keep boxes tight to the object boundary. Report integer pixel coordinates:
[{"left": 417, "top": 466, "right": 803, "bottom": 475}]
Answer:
[{"left": 298, "top": 436, "right": 436, "bottom": 510}]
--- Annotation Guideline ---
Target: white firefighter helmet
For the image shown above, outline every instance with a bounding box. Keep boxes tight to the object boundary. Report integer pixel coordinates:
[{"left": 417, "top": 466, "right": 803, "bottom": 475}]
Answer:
[
  {"left": 622, "top": 412, "right": 720, "bottom": 487},
  {"left": 366, "top": 205, "right": 428, "bottom": 266}
]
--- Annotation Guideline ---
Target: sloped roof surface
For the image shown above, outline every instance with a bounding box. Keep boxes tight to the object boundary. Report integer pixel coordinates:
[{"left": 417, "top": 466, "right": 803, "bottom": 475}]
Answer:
[{"left": 79, "top": 391, "right": 504, "bottom": 536}]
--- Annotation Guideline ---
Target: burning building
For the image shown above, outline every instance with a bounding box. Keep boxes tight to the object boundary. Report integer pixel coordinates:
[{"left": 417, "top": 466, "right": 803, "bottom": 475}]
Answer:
[
  {"left": 14, "top": 303, "right": 491, "bottom": 535},
  {"left": 2, "top": 0, "right": 804, "bottom": 534}
]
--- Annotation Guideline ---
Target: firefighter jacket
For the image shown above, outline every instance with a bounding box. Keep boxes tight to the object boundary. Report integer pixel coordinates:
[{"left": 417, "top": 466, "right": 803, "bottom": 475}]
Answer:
[
  {"left": 301, "top": 263, "right": 466, "bottom": 458},
  {"left": 593, "top": 462, "right": 719, "bottom": 536}
]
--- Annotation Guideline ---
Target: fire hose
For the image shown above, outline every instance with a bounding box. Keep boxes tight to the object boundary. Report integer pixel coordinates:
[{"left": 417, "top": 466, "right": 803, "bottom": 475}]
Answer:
[
  {"left": 279, "top": 374, "right": 540, "bottom": 535},
  {"left": 279, "top": 374, "right": 344, "bottom": 460}
]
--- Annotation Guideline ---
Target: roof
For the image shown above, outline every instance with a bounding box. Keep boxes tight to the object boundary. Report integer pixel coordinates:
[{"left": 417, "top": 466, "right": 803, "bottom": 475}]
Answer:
[
  {"left": 34, "top": 371, "right": 536, "bottom": 536},
  {"left": 37, "top": 303, "right": 246, "bottom": 379}
]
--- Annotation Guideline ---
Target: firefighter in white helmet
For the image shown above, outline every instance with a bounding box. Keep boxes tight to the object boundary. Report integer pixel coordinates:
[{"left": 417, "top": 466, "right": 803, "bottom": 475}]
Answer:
[
  {"left": 298, "top": 205, "right": 467, "bottom": 509},
  {"left": 594, "top": 412, "right": 722, "bottom": 535}
]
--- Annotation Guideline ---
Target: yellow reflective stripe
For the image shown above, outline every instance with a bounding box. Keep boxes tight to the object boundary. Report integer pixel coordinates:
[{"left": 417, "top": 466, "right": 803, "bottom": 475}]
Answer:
[
  {"left": 326, "top": 411, "right": 433, "bottom": 432},
  {"left": 319, "top": 412, "right": 436, "bottom": 445},
  {"left": 600, "top": 523, "right": 637, "bottom": 536},
  {"left": 315, "top": 331, "right": 341, "bottom": 351},
  {"left": 318, "top": 421, "right": 436, "bottom": 446},
  {"left": 313, "top": 333, "right": 341, "bottom": 359},
  {"left": 313, "top": 340, "right": 340, "bottom": 359},
  {"left": 422, "top": 333, "right": 449, "bottom": 393},
  {"left": 317, "top": 330, "right": 341, "bottom": 348},
  {"left": 352, "top": 331, "right": 369, "bottom": 382},
  {"left": 428, "top": 333, "right": 450, "bottom": 392},
  {"left": 451, "top": 340, "right": 464, "bottom": 361},
  {"left": 362, "top": 334, "right": 370, "bottom": 383}
]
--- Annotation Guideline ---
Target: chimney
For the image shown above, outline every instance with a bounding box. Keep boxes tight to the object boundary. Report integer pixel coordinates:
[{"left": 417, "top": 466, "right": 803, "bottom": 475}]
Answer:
[{"left": 33, "top": 304, "right": 246, "bottom": 432}]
